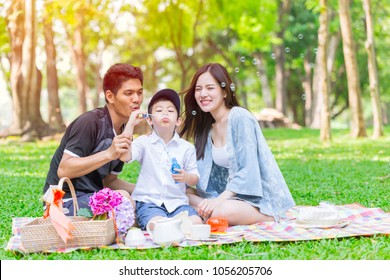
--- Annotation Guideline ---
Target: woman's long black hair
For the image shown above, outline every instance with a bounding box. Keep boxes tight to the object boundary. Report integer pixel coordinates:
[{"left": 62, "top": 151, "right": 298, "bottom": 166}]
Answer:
[{"left": 179, "top": 63, "right": 239, "bottom": 160}]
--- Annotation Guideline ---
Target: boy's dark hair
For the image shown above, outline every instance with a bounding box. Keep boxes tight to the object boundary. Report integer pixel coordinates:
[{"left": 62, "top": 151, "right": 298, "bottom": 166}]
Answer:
[{"left": 103, "top": 63, "right": 143, "bottom": 102}]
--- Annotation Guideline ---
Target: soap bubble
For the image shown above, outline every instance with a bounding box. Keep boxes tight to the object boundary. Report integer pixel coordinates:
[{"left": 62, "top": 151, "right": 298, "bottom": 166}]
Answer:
[
  {"left": 191, "top": 110, "right": 197, "bottom": 116},
  {"left": 256, "top": 71, "right": 261, "bottom": 77},
  {"left": 301, "top": 93, "right": 306, "bottom": 100},
  {"left": 298, "top": 34, "right": 304, "bottom": 39},
  {"left": 271, "top": 53, "right": 276, "bottom": 59},
  {"left": 240, "top": 56, "right": 246, "bottom": 63},
  {"left": 314, "top": 48, "right": 318, "bottom": 54},
  {"left": 252, "top": 58, "right": 258, "bottom": 65},
  {"left": 285, "top": 47, "right": 290, "bottom": 53},
  {"left": 234, "top": 67, "right": 240, "bottom": 73}
]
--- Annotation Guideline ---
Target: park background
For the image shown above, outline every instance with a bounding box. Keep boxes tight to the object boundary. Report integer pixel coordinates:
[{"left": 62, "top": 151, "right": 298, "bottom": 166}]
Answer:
[{"left": 0, "top": 0, "right": 389, "bottom": 260}]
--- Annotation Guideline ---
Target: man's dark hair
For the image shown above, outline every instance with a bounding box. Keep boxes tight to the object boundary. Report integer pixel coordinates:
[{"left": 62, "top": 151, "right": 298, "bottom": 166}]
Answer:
[{"left": 103, "top": 63, "right": 143, "bottom": 102}]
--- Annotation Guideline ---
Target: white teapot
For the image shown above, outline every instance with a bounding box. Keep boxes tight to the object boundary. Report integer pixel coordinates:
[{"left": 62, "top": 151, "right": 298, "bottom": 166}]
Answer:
[{"left": 146, "top": 218, "right": 185, "bottom": 247}]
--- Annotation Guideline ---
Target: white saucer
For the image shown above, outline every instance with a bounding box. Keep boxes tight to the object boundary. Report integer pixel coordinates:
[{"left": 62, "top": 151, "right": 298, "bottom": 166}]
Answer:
[
  {"left": 186, "top": 237, "right": 218, "bottom": 242},
  {"left": 295, "top": 220, "right": 349, "bottom": 229},
  {"left": 210, "top": 231, "right": 245, "bottom": 238}
]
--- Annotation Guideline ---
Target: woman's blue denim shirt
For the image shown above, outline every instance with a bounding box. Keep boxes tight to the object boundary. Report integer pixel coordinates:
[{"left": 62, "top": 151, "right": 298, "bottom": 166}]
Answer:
[{"left": 196, "top": 107, "right": 295, "bottom": 220}]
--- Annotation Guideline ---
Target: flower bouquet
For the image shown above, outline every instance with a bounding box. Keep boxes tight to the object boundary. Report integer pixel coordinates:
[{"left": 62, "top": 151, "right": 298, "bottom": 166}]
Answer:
[{"left": 81, "top": 187, "right": 135, "bottom": 241}]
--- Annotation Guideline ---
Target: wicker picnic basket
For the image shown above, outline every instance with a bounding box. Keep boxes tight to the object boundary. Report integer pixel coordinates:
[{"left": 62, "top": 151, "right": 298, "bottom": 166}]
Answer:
[{"left": 20, "top": 177, "right": 116, "bottom": 253}]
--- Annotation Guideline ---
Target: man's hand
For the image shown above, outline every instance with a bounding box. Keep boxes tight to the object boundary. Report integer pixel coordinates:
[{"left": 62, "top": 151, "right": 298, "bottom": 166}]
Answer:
[{"left": 108, "top": 134, "right": 132, "bottom": 160}]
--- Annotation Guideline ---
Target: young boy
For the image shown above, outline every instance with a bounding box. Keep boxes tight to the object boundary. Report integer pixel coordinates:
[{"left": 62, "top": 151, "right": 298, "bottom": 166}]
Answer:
[{"left": 120, "top": 88, "right": 202, "bottom": 229}]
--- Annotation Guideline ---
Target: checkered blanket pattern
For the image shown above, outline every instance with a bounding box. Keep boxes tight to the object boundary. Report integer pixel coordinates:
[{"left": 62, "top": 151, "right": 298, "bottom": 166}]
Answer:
[{"left": 5, "top": 203, "right": 390, "bottom": 253}]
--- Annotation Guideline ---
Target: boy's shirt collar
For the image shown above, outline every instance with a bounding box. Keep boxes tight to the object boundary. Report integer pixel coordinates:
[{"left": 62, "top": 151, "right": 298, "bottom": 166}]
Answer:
[{"left": 150, "top": 130, "right": 180, "bottom": 145}]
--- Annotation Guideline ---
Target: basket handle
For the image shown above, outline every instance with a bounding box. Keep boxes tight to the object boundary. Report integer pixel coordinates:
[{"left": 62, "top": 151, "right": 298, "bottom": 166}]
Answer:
[{"left": 58, "top": 177, "right": 79, "bottom": 217}]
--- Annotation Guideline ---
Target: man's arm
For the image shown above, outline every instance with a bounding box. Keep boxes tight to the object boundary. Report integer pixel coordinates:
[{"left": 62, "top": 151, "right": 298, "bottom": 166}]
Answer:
[{"left": 57, "top": 134, "right": 132, "bottom": 179}]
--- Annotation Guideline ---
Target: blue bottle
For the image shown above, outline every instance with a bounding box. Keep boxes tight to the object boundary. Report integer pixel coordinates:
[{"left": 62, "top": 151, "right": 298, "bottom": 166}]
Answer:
[{"left": 170, "top": 157, "right": 181, "bottom": 174}]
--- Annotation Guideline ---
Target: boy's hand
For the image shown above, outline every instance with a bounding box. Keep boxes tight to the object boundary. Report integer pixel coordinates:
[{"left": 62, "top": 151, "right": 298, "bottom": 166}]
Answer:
[
  {"left": 172, "top": 168, "right": 186, "bottom": 183},
  {"left": 172, "top": 169, "right": 199, "bottom": 186},
  {"left": 123, "top": 109, "right": 146, "bottom": 137}
]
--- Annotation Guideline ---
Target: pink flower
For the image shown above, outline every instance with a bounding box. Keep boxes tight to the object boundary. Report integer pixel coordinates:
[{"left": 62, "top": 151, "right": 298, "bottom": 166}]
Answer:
[{"left": 89, "top": 188, "right": 123, "bottom": 216}]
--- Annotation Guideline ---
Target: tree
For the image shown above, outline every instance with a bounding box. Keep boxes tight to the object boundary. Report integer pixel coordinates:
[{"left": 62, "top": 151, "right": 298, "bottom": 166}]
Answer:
[
  {"left": 338, "top": 0, "right": 366, "bottom": 137},
  {"left": 43, "top": 1, "right": 65, "bottom": 132},
  {"left": 206, "top": 0, "right": 278, "bottom": 110},
  {"left": 5, "top": 0, "right": 49, "bottom": 141},
  {"left": 254, "top": 53, "right": 273, "bottom": 108},
  {"left": 64, "top": 2, "right": 89, "bottom": 114},
  {"left": 274, "top": 0, "right": 291, "bottom": 115},
  {"left": 138, "top": 0, "right": 205, "bottom": 91},
  {"left": 309, "top": 4, "right": 340, "bottom": 129},
  {"left": 318, "top": 0, "right": 331, "bottom": 142},
  {"left": 363, "top": 0, "right": 384, "bottom": 138}
]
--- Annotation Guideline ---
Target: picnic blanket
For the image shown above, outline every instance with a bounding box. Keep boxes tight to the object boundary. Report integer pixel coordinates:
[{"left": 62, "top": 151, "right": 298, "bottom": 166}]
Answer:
[{"left": 5, "top": 203, "right": 390, "bottom": 253}]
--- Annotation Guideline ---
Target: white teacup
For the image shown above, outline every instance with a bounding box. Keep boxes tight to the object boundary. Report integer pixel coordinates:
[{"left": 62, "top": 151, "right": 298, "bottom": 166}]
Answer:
[
  {"left": 125, "top": 228, "right": 146, "bottom": 247},
  {"left": 190, "top": 224, "right": 211, "bottom": 240},
  {"left": 146, "top": 218, "right": 185, "bottom": 246}
]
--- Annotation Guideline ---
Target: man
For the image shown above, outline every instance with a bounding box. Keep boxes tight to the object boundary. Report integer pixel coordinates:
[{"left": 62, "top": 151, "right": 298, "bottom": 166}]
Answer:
[{"left": 43, "top": 63, "right": 143, "bottom": 215}]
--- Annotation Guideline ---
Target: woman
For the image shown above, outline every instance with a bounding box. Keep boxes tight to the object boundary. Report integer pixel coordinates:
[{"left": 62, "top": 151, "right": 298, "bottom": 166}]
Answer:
[{"left": 179, "top": 63, "right": 295, "bottom": 225}]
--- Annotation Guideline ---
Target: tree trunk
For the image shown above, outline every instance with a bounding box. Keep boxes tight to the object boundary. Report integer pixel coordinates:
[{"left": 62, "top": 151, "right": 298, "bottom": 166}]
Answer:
[
  {"left": 318, "top": 0, "right": 331, "bottom": 142},
  {"left": 67, "top": 11, "right": 88, "bottom": 114},
  {"left": 339, "top": 0, "right": 366, "bottom": 137},
  {"left": 5, "top": 0, "right": 49, "bottom": 141},
  {"left": 310, "top": 44, "right": 322, "bottom": 129},
  {"left": 7, "top": 0, "right": 24, "bottom": 135},
  {"left": 43, "top": 12, "right": 66, "bottom": 132},
  {"left": 274, "top": 0, "right": 291, "bottom": 115},
  {"left": 363, "top": 0, "right": 384, "bottom": 138},
  {"left": 254, "top": 52, "right": 273, "bottom": 108},
  {"left": 93, "top": 62, "right": 103, "bottom": 109},
  {"left": 310, "top": 28, "right": 340, "bottom": 128},
  {"left": 303, "top": 50, "right": 313, "bottom": 126}
]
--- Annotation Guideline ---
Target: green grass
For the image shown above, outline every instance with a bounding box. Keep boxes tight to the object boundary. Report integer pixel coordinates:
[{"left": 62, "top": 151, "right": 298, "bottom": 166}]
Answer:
[{"left": 1, "top": 128, "right": 389, "bottom": 260}]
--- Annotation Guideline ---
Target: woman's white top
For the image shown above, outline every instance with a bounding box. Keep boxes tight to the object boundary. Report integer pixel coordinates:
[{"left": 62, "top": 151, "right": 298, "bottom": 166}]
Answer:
[{"left": 211, "top": 143, "right": 230, "bottom": 168}]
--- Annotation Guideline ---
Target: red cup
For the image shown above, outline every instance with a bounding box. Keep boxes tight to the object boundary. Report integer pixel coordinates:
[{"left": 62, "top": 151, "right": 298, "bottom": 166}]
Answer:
[{"left": 206, "top": 217, "right": 229, "bottom": 233}]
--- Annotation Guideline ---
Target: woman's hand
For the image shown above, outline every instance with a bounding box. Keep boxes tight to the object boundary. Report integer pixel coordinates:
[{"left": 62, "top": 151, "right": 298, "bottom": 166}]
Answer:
[
  {"left": 197, "top": 190, "right": 235, "bottom": 218},
  {"left": 197, "top": 197, "right": 223, "bottom": 218}
]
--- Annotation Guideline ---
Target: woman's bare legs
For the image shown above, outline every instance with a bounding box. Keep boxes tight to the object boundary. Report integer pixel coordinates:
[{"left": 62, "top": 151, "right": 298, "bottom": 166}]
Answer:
[
  {"left": 186, "top": 188, "right": 274, "bottom": 225},
  {"left": 211, "top": 200, "right": 274, "bottom": 225}
]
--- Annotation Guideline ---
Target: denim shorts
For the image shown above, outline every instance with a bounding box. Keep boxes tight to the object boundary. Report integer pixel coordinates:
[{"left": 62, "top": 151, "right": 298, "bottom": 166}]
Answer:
[
  {"left": 63, "top": 193, "right": 93, "bottom": 216},
  {"left": 136, "top": 201, "right": 199, "bottom": 230}
]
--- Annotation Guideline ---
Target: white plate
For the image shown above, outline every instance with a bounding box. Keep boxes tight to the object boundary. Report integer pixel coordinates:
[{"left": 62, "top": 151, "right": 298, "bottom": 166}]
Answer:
[
  {"left": 295, "top": 220, "right": 349, "bottom": 229},
  {"left": 186, "top": 237, "right": 218, "bottom": 242},
  {"left": 210, "top": 231, "right": 245, "bottom": 238}
]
